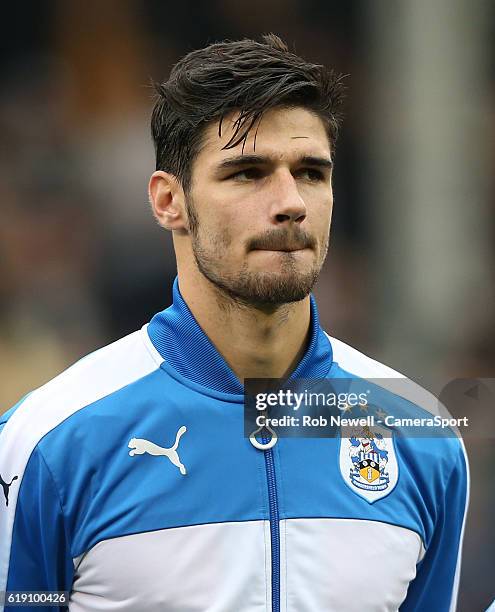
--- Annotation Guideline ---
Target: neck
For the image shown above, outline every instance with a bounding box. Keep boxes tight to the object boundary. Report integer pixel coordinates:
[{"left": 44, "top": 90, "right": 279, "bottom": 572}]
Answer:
[{"left": 178, "top": 271, "right": 311, "bottom": 383}]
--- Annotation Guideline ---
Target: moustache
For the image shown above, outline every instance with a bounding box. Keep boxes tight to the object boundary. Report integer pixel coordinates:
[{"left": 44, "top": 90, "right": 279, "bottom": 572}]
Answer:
[{"left": 248, "top": 230, "right": 316, "bottom": 252}]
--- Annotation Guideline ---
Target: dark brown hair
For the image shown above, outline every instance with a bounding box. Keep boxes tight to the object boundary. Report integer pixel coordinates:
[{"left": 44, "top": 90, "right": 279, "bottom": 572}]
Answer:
[{"left": 151, "top": 34, "right": 346, "bottom": 191}]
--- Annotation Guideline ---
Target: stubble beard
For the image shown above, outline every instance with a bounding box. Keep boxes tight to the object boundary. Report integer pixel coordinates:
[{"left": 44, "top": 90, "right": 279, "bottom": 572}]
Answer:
[{"left": 187, "top": 201, "right": 329, "bottom": 307}]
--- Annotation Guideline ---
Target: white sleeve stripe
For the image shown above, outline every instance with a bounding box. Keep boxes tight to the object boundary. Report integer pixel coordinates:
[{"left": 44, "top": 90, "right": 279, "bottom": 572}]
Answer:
[
  {"left": 0, "top": 327, "right": 160, "bottom": 601},
  {"left": 449, "top": 438, "right": 470, "bottom": 612},
  {"left": 140, "top": 322, "right": 166, "bottom": 367}
]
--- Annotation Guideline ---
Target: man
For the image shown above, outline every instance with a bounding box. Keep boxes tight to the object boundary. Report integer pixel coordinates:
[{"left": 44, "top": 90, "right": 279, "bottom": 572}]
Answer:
[{"left": 0, "top": 35, "right": 468, "bottom": 611}]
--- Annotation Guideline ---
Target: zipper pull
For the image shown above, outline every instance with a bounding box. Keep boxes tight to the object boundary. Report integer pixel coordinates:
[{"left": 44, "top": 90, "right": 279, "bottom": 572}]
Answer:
[{"left": 249, "top": 412, "right": 278, "bottom": 450}]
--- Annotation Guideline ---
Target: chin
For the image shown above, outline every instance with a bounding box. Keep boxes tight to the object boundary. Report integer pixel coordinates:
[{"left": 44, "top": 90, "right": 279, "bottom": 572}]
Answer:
[
  {"left": 194, "top": 248, "right": 322, "bottom": 305},
  {"left": 226, "top": 268, "right": 319, "bottom": 305}
]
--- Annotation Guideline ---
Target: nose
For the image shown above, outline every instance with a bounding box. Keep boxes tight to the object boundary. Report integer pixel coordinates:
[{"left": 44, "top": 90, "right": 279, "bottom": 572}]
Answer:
[{"left": 269, "top": 169, "right": 307, "bottom": 225}]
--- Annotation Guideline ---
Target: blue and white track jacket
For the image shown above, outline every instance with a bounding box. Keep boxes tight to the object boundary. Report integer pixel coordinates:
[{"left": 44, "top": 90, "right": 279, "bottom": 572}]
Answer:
[{"left": 0, "top": 279, "right": 469, "bottom": 611}]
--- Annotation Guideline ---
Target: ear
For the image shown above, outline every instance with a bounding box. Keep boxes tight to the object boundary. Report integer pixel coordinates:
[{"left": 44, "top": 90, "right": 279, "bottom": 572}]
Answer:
[{"left": 148, "top": 171, "right": 188, "bottom": 231}]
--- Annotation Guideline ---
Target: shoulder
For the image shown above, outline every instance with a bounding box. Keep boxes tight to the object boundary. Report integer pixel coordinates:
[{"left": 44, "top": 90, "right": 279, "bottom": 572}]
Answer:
[
  {"left": 0, "top": 326, "right": 163, "bottom": 468},
  {"left": 326, "top": 333, "right": 469, "bottom": 475},
  {"left": 329, "top": 334, "right": 419, "bottom": 381},
  {"left": 328, "top": 333, "right": 448, "bottom": 418}
]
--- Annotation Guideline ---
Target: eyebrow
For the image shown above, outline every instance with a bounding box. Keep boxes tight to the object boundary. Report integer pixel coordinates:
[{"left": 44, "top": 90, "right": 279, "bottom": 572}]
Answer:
[{"left": 215, "top": 154, "right": 333, "bottom": 172}]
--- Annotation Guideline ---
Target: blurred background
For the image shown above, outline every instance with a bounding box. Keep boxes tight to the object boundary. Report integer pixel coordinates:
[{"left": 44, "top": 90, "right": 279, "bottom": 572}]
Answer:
[{"left": 0, "top": 1, "right": 493, "bottom": 609}]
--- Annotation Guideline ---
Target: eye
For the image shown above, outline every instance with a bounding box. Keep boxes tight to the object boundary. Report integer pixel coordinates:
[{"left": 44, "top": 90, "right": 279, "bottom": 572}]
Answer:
[
  {"left": 297, "top": 168, "right": 325, "bottom": 182},
  {"left": 229, "top": 167, "right": 264, "bottom": 181}
]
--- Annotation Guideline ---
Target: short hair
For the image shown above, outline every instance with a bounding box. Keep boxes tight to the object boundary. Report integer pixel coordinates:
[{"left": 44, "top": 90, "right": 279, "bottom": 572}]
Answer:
[{"left": 151, "top": 34, "right": 346, "bottom": 192}]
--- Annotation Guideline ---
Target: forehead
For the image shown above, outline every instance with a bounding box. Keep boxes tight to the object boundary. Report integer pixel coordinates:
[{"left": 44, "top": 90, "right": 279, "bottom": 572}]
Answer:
[{"left": 197, "top": 106, "right": 331, "bottom": 166}]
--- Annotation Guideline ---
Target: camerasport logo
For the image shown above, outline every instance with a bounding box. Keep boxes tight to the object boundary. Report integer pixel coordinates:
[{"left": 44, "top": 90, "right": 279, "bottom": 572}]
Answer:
[
  {"left": 339, "top": 424, "right": 398, "bottom": 504},
  {"left": 0, "top": 473, "right": 18, "bottom": 507}
]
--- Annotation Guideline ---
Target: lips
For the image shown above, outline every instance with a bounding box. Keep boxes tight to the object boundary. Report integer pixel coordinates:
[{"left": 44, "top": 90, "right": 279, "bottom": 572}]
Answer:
[
  {"left": 248, "top": 231, "right": 315, "bottom": 252},
  {"left": 257, "top": 248, "right": 302, "bottom": 252},
  {"left": 252, "top": 245, "right": 309, "bottom": 252}
]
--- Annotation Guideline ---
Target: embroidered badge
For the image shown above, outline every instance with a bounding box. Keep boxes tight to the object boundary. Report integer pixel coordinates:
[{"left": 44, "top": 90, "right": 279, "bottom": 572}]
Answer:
[{"left": 339, "top": 424, "right": 398, "bottom": 503}]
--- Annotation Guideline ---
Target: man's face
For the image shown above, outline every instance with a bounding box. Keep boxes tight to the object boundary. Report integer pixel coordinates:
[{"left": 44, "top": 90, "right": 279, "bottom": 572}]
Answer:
[{"left": 186, "top": 106, "right": 334, "bottom": 306}]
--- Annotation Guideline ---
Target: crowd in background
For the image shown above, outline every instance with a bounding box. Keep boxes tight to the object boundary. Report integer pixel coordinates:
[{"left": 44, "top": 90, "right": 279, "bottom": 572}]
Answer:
[{"left": 0, "top": 2, "right": 493, "bottom": 609}]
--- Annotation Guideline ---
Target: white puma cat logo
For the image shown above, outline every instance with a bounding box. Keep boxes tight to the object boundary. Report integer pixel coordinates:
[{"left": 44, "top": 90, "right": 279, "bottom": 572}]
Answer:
[
  {"left": 0, "top": 473, "right": 18, "bottom": 507},
  {"left": 128, "top": 426, "right": 187, "bottom": 475}
]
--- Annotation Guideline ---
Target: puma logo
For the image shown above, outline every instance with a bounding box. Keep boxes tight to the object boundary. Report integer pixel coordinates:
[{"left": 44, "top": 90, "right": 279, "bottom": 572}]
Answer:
[
  {"left": 128, "top": 426, "right": 187, "bottom": 475},
  {"left": 0, "top": 473, "right": 18, "bottom": 507}
]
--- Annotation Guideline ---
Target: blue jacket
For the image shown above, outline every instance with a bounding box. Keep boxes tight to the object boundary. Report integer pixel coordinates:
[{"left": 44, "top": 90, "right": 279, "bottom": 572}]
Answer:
[{"left": 0, "top": 279, "right": 469, "bottom": 611}]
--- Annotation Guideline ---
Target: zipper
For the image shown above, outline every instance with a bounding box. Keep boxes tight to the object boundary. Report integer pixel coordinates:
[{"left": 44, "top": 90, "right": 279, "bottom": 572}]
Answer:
[{"left": 262, "top": 433, "right": 280, "bottom": 612}]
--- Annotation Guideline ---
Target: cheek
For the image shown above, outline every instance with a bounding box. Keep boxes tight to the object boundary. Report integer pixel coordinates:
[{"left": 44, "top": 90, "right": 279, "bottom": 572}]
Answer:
[
  {"left": 308, "top": 200, "right": 332, "bottom": 234},
  {"left": 216, "top": 226, "right": 234, "bottom": 249},
  {"left": 199, "top": 216, "right": 236, "bottom": 252},
  {"left": 206, "top": 206, "right": 253, "bottom": 251},
  {"left": 319, "top": 196, "right": 333, "bottom": 228}
]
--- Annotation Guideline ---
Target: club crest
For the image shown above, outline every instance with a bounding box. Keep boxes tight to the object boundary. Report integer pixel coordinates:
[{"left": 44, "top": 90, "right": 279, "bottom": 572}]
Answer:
[{"left": 339, "top": 424, "right": 398, "bottom": 503}]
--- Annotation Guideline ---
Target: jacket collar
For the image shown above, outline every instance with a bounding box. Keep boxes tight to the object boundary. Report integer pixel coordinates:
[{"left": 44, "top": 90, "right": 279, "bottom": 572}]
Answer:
[{"left": 147, "top": 277, "right": 333, "bottom": 394}]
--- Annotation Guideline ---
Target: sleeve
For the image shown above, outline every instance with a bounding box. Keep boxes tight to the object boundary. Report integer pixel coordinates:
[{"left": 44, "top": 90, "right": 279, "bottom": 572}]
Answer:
[
  {"left": 400, "top": 441, "right": 469, "bottom": 612},
  {"left": 0, "top": 443, "right": 73, "bottom": 612}
]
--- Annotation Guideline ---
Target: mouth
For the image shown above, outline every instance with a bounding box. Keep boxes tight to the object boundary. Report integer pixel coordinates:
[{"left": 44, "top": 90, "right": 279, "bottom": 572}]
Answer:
[
  {"left": 252, "top": 246, "right": 310, "bottom": 253},
  {"left": 249, "top": 231, "right": 316, "bottom": 253}
]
